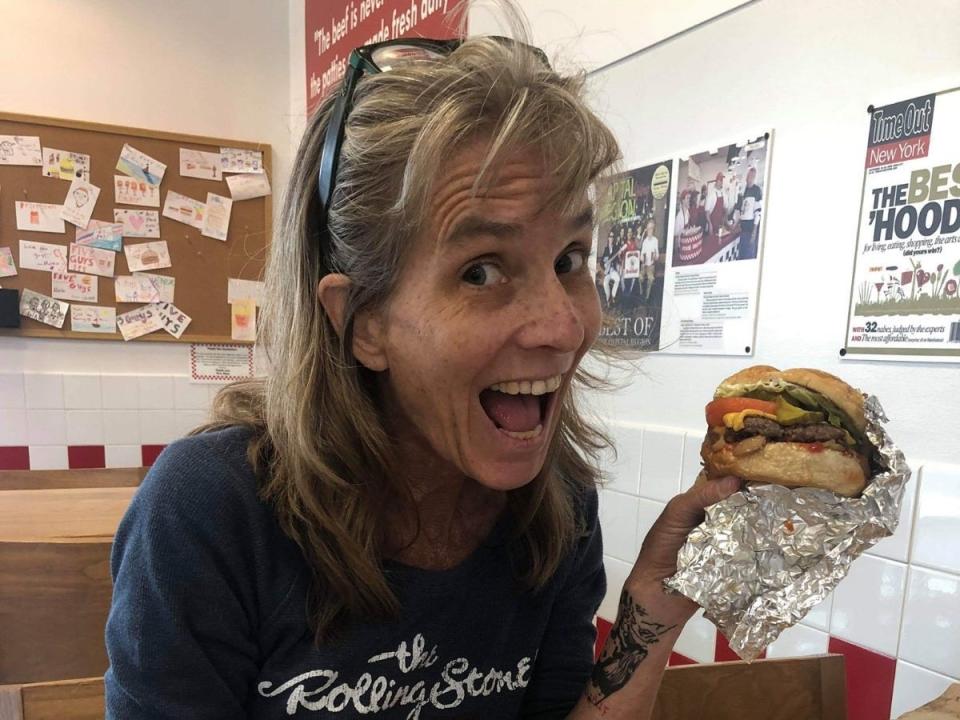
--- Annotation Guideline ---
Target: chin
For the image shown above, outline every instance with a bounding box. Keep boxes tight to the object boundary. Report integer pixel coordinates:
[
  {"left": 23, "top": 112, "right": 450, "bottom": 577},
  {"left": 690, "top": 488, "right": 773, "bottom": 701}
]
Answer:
[{"left": 469, "top": 458, "right": 547, "bottom": 492}]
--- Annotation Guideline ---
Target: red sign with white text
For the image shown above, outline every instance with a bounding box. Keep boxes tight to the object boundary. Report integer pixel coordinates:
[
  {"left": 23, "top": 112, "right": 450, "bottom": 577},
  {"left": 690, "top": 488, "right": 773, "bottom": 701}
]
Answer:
[{"left": 305, "top": 0, "right": 465, "bottom": 116}]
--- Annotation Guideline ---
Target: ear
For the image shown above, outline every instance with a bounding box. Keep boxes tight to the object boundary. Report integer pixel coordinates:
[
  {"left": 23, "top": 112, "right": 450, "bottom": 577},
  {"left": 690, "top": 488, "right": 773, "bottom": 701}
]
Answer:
[{"left": 317, "top": 274, "right": 389, "bottom": 372}]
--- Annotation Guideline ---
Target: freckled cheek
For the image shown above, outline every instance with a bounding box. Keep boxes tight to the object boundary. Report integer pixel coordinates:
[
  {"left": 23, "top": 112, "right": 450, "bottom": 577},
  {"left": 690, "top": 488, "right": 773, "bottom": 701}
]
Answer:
[{"left": 576, "top": 283, "right": 603, "bottom": 347}]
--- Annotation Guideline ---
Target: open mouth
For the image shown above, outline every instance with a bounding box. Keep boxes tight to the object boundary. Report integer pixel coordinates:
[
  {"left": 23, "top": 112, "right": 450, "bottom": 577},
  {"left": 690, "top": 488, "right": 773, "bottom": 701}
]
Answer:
[{"left": 478, "top": 374, "right": 562, "bottom": 441}]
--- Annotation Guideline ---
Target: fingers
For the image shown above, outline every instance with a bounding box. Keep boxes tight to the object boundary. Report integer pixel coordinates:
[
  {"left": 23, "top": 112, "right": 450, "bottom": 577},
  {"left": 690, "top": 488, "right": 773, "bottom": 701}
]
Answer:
[
  {"left": 666, "top": 475, "right": 741, "bottom": 527},
  {"left": 699, "top": 475, "right": 742, "bottom": 506}
]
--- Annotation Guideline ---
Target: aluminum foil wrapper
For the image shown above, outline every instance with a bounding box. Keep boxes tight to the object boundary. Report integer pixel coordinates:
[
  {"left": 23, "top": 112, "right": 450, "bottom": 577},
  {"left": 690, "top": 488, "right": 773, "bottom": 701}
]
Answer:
[{"left": 664, "top": 395, "right": 911, "bottom": 661}]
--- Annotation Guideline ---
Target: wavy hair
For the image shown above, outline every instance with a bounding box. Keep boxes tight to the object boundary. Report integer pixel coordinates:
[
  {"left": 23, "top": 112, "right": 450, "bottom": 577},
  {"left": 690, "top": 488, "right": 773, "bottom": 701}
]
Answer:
[{"left": 201, "top": 14, "right": 622, "bottom": 645}]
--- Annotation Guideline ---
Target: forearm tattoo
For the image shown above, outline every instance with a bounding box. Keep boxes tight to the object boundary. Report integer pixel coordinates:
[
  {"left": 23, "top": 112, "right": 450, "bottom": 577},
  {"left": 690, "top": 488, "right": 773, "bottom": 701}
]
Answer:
[{"left": 586, "top": 589, "right": 676, "bottom": 707}]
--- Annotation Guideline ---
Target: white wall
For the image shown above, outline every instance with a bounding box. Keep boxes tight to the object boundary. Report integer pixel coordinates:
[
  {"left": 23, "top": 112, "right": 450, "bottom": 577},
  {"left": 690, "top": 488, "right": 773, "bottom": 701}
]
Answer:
[
  {"left": 469, "top": 0, "right": 753, "bottom": 71},
  {"left": 584, "top": 0, "right": 960, "bottom": 467},
  {"left": 0, "top": 0, "right": 292, "bottom": 375}
]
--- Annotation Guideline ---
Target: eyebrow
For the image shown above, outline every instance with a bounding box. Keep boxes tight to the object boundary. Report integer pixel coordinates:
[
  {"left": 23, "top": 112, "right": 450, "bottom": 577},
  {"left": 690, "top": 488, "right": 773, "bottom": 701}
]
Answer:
[{"left": 442, "top": 207, "right": 594, "bottom": 248}]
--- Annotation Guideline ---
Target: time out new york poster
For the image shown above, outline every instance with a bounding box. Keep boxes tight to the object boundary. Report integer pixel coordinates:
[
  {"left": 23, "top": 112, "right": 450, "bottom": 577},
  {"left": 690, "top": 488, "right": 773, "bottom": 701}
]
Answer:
[
  {"left": 844, "top": 87, "right": 960, "bottom": 359},
  {"left": 595, "top": 160, "right": 673, "bottom": 349}
]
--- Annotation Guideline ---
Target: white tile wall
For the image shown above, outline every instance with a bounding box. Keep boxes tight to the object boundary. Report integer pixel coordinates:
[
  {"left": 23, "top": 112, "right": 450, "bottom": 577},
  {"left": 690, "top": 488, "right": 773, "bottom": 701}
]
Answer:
[
  {"left": 65, "top": 410, "right": 105, "bottom": 445},
  {"left": 830, "top": 554, "right": 906, "bottom": 656},
  {"left": 100, "top": 376, "right": 140, "bottom": 409},
  {"left": 605, "top": 423, "right": 642, "bottom": 495},
  {"left": 26, "top": 409, "right": 67, "bottom": 446},
  {"left": 102, "top": 410, "right": 141, "bottom": 445},
  {"left": 890, "top": 660, "right": 959, "bottom": 718},
  {"left": 0, "top": 373, "right": 227, "bottom": 469},
  {"left": 911, "top": 463, "right": 960, "bottom": 575},
  {"left": 636, "top": 498, "right": 666, "bottom": 551},
  {"left": 0, "top": 373, "right": 26, "bottom": 408},
  {"left": 638, "top": 428, "right": 683, "bottom": 501},
  {"left": 799, "top": 591, "right": 833, "bottom": 633},
  {"left": 28, "top": 445, "right": 68, "bottom": 470},
  {"left": 673, "top": 609, "right": 717, "bottom": 663},
  {"left": 24, "top": 374, "right": 64, "bottom": 409},
  {"left": 680, "top": 431, "right": 703, "bottom": 492},
  {"left": 138, "top": 376, "right": 175, "bottom": 410},
  {"left": 599, "top": 490, "right": 639, "bottom": 562},
  {"left": 63, "top": 375, "right": 101, "bottom": 409},
  {"left": 598, "top": 556, "right": 632, "bottom": 623},
  {"left": 899, "top": 565, "right": 960, "bottom": 678},
  {"left": 174, "top": 376, "right": 211, "bottom": 410},
  {"left": 175, "top": 409, "right": 208, "bottom": 436},
  {"left": 139, "top": 410, "right": 178, "bottom": 444},
  {"left": 0, "top": 409, "right": 28, "bottom": 445},
  {"left": 767, "top": 623, "right": 829, "bottom": 658},
  {"left": 105, "top": 444, "right": 143, "bottom": 469},
  {"left": 596, "top": 419, "right": 960, "bottom": 714}
]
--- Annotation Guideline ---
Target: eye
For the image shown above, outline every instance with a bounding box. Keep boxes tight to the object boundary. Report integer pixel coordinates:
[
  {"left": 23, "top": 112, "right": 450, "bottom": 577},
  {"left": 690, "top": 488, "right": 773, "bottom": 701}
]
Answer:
[
  {"left": 462, "top": 262, "right": 505, "bottom": 286},
  {"left": 555, "top": 249, "right": 586, "bottom": 275}
]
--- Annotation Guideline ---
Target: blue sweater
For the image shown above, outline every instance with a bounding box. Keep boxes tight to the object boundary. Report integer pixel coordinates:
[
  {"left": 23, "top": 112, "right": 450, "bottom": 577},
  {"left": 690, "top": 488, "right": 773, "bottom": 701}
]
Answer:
[{"left": 105, "top": 427, "right": 606, "bottom": 719}]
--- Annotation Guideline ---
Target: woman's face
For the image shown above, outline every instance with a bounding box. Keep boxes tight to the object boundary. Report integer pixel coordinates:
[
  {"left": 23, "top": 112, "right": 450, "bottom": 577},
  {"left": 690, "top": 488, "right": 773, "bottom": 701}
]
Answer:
[{"left": 374, "top": 141, "right": 601, "bottom": 491}]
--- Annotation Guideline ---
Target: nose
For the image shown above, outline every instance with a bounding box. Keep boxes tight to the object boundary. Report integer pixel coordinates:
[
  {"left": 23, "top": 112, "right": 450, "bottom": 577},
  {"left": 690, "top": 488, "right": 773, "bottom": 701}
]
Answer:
[{"left": 513, "top": 274, "right": 586, "bottom": 354}]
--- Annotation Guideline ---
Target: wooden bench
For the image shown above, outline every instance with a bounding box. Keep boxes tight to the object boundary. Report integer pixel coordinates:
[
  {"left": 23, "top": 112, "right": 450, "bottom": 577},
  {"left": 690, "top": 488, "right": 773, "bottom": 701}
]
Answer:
[
  {"left": 0, "top": 678, "right": 104, "bottom": 720},
  {"left": 0, "top": 477, "right": 138, "bottom": 685},
  {"left": 0, "top": 467, "right": 145, "bottom": 492}
]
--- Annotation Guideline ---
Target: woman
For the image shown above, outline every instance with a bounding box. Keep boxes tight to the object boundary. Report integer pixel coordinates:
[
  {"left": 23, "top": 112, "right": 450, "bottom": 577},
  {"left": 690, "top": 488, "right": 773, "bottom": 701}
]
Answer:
[{"left": 104, "top": 29, "right": 737, "bottom": 720}]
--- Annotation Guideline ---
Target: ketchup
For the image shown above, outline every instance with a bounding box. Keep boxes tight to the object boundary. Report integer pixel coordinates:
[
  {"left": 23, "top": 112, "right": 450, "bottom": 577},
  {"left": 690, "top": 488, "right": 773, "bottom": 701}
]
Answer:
[{"left": 806, "top": 443, "right": 825, "bottom": 453}]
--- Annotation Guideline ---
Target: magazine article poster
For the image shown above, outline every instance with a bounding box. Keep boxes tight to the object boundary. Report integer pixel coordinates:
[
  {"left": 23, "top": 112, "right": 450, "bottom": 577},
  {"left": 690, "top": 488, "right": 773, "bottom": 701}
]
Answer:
[
  {"left": 844, "top": 88, "right": 960, "bottom": 360},
  {"left": 595, "top": 160, "right": 673, "bottom": 349},
  {"left": 659, "top": 132, "right": 771, "bottom": 355}
]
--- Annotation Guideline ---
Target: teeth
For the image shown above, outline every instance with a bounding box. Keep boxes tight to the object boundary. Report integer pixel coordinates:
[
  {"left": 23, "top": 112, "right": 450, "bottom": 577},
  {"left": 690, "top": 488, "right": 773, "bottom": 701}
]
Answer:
[
  {"left": 489, "top": 374, "right": 563, "bottom": 395},
  {"left": 501, "top": 424, "right": 543, "bottom": 440}
]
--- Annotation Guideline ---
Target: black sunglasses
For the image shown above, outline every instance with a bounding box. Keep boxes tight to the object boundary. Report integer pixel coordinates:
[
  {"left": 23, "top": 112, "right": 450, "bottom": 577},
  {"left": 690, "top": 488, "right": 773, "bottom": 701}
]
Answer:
[{"left": 315, "top": 36, "right": 550, "bottom": 266}]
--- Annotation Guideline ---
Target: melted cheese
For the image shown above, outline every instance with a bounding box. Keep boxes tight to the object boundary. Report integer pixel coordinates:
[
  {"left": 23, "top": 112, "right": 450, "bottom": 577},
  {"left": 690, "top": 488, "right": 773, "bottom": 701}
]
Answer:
[{"left": 722, "top": 409, "right": 778, "bottom": 431}]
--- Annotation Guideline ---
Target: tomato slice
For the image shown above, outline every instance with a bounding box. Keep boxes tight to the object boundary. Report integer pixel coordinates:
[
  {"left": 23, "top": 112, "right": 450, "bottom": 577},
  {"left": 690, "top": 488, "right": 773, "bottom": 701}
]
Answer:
[{"left": 705, "top": 397, "right": 778, "bottom": 427}]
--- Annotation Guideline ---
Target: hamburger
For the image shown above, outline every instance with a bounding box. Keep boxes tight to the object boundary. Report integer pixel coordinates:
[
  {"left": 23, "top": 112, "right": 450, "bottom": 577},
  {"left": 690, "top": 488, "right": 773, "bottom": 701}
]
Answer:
[{"left": 699, "top": 366, "right": 873, "bottom": 497}]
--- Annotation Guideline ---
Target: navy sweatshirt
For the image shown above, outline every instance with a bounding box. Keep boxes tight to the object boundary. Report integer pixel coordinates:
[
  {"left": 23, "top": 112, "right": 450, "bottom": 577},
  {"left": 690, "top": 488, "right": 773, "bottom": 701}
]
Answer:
[{"left": 104, "top": 427, "right": 606, "bottom": 719}]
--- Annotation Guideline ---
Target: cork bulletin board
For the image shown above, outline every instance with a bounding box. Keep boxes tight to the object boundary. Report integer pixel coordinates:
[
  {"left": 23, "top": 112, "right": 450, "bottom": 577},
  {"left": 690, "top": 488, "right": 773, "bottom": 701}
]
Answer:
[{"left": 0, "top": 112, "right": 271, "bottom": 343}]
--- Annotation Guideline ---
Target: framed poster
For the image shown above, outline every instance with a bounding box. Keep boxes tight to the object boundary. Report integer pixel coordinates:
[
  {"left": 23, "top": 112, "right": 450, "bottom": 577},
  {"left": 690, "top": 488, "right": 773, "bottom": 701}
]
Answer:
[
  {"left": 843, "top": 87, "right": 960, "bottom": 360},
  {"left": 658, "top": 132, "right": 772, "bottom": 355}
]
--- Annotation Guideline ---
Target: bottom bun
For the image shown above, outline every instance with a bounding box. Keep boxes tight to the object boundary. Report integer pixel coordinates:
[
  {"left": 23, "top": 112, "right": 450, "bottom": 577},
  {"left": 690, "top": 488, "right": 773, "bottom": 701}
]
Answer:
[{"left": 701, "top": 434, "right": 868, "bottom": 497}]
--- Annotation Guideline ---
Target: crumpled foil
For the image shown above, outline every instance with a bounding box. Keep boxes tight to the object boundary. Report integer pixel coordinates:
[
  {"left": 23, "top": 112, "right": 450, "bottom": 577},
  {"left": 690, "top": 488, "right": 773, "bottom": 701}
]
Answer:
[{"left": 663, "top": 394, "right": 910, "bottom": 661}]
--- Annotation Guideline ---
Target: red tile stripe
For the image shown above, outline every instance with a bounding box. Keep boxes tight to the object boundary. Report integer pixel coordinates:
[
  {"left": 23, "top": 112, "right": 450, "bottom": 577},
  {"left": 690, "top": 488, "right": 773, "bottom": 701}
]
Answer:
[
  {"left": 668, "top": 651, "right": 697, "bottom": 666},
  {"left": 829, "top": 636, "right": 896, "bottom": 720},
  {"left": 595, "top": 617, "right": 613, "bottom": 661},
  {"left": 0, "top": 446, "right": 30, "bottom": 470},
  {"left": 141, "top": 444, "right": 166, "bottom": 467},
  {"left": 67, "top": 445, "right": 106, "bottom": 469},
  {"left": 0, "top": 444, "right": 170, "bottom": 469}
]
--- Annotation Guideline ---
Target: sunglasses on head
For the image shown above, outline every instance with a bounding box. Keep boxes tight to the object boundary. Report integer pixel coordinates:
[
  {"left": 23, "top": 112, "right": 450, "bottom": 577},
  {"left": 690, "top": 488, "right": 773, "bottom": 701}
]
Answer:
[{"left": 315, "top": 36, "right": 550, "bottom": 265}]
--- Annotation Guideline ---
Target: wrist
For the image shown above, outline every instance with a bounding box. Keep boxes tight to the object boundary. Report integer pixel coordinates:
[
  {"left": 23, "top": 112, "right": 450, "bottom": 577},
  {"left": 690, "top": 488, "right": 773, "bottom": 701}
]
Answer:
[{"left": 624, "top": 576, "right": 698, "bottom": 629}]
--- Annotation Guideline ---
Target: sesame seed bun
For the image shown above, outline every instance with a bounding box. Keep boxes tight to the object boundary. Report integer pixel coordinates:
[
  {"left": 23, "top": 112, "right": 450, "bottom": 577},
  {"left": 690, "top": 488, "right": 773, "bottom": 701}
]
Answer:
[{"left": 699, "top": 430, "right": 868, "bottom": 497}]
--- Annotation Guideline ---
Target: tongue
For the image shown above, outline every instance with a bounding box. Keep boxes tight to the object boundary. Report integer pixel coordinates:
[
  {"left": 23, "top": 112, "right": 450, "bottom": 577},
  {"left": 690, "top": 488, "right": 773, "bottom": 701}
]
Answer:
[{"left": 479, "top": 390, "right": 542, "bottom": 432}]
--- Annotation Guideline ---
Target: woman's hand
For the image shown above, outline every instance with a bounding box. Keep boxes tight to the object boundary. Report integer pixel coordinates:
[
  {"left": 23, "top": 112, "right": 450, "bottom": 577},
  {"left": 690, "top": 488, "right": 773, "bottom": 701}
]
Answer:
[{"left": 625, "top": 476, "right": 741, "bottom": 625}]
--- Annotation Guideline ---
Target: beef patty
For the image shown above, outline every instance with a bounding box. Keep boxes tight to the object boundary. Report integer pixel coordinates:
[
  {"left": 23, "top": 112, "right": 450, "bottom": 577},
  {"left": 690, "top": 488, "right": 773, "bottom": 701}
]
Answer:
[{"left": 725, "top": 416, "right": 847, "bottom": 444}]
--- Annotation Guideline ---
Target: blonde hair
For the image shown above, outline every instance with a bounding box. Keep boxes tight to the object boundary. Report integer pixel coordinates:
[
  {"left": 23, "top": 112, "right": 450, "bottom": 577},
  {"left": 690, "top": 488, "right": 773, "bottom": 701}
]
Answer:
[{"left": 202, "top": 24, "right": 621, "bottom": 645}]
